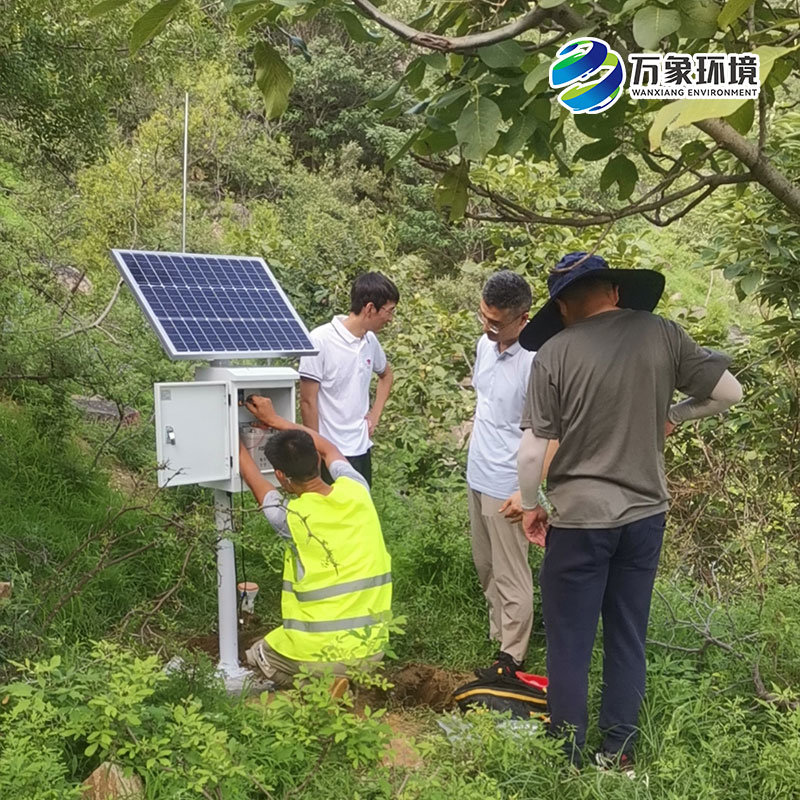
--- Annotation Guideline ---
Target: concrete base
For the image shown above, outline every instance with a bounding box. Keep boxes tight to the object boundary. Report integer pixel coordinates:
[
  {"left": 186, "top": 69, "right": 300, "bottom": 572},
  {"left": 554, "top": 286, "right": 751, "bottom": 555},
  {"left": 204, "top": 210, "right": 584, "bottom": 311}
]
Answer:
[{"left": 218, "top": 661, "right": 261, "bottom": 695}]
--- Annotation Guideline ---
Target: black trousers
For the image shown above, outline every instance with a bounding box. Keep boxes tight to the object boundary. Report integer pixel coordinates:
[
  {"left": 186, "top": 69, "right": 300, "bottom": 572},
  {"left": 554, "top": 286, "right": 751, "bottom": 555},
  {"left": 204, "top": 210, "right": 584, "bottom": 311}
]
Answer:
[
  {"left": 540, "top": 512, "right": 665, "bottom": 757},
  {"left": 321, "top": 448, "right": 372, "bottom": 487}
]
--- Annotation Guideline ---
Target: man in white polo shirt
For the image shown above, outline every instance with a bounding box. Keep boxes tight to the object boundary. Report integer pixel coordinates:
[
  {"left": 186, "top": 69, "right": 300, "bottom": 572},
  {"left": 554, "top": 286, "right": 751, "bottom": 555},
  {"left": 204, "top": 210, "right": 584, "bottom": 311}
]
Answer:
[
  {"left": 298, "top": 273, "right": 398, "bottom": 486},
  {"left": 468, "top": 270, "right": 536, "bottom": 679}
]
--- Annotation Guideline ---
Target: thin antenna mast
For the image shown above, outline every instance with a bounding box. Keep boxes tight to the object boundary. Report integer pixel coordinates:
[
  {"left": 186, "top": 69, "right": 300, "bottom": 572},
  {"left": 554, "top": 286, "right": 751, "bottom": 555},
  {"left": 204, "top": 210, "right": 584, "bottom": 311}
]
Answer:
[{"left": 181, "top": 92, "right": 189, "bottom": 253}]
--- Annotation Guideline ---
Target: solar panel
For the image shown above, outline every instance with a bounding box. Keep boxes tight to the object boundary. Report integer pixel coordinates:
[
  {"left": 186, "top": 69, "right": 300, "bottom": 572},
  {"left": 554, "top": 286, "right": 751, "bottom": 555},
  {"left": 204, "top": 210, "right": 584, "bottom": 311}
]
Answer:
[{"left": 110, "top": 249, "right": 317, "bottom": 360}]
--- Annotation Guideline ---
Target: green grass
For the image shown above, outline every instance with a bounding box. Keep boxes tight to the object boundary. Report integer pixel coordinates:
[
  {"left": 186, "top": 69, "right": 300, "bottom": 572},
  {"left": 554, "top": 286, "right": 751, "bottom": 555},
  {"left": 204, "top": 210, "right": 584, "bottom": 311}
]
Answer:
[{"left": 3, "top": 398, "right": 800, "bottom": 799}]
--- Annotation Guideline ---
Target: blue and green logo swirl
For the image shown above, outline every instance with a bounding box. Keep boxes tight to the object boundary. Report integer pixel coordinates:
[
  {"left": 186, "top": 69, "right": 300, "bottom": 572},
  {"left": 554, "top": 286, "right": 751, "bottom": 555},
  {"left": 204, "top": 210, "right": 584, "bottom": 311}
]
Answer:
[{"left": 550, "top": 38, "right": 626, "bottom": 115}]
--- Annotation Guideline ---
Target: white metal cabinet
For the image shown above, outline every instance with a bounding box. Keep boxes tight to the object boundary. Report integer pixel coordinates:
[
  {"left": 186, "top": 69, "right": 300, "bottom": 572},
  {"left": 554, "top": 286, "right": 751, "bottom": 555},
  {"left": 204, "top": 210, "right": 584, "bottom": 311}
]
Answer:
[
  {"left": 154, "top": 381, "right": 231, "bottom": 487},
  {"left": 154, "top": 367, "right": 299, "bottom": 493}
]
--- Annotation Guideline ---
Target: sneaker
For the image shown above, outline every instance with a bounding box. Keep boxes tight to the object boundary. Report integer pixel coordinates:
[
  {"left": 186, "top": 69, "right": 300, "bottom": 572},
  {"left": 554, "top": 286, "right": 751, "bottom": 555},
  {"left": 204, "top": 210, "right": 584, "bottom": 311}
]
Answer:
[
  {"left": 595, "top": 749, "right": 636, "bottom": 777},
  {"left": 474, "top": 650, "right": 523, "bottom": 680}
]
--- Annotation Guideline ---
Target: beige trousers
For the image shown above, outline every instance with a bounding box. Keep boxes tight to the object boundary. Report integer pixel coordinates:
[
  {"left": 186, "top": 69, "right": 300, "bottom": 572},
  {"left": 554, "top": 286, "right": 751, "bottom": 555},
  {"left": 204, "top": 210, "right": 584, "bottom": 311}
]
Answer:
[
  {"left": 468, "top": 488, "right": 534, "bottom": 664},
  {"left": 245, "top": 638, "right": 381, "bottom": 689}
]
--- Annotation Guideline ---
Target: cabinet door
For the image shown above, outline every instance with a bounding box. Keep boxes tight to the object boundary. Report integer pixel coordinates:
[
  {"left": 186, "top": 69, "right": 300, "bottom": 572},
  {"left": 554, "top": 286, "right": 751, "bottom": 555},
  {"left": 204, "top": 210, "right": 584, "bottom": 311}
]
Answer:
[{"left": 154, "top": 381, "right": 231, "bottom": 487}]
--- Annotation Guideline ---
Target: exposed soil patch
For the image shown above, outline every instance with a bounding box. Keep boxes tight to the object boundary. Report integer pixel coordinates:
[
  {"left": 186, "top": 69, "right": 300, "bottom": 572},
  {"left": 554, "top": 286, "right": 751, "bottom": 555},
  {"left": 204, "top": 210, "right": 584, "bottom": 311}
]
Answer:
[
  {"left": 388, "top": 663, "right": 474, "bottom": 712},
  {"left": 185, "top": 628, "right": 472, "bottom": 713},
  {"left": 185, "top": 614, "right": 267, "bottom": 663},
  {"left": 381, "top": 711, "right": 427, "bottom": 769}
]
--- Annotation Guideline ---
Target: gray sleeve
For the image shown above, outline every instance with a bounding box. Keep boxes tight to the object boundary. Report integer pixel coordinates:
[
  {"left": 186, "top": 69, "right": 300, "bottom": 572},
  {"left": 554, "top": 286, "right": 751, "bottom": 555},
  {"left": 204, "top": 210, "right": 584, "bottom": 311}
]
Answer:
[
  {"left": 668, "top": 370, "right": 742, "bottom": 424},
  {"left": 669, "top": 321, "right": 732, "bottom": 400},
  {"left": 328, "top": 458, "right": 370, "bottom": 491},
  {"left": 520, "top": 356, "right": 561, "bottom": 439},
  {"left": 261, "top": 490, "right": 291, "bottom": 539},
  {"left": 371, "top": 335, "right": 388, "bottom": 375}
]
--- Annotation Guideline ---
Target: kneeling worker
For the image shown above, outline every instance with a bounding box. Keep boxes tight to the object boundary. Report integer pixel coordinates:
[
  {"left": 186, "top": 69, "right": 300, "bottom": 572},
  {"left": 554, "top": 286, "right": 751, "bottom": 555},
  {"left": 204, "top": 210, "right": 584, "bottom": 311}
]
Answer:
[{"left": 239, "top": 395, "right": 392, "bottom": 689}]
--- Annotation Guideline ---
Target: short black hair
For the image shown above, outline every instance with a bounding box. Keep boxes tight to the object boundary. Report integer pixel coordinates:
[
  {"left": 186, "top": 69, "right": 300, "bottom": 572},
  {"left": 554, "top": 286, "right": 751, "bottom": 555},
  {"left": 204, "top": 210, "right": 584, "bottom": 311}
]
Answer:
[
  {"left": 558, "top": 276, "right": 615, "bottom": 304},
  {"left": 350, "top": 272, "right": 400, "bottom": 314},
  {"left": 263, "top": 430, "right": 319, "bottom": 481},
  {"left": 482, "top": 270, "right": 532, "bottom": 312}
]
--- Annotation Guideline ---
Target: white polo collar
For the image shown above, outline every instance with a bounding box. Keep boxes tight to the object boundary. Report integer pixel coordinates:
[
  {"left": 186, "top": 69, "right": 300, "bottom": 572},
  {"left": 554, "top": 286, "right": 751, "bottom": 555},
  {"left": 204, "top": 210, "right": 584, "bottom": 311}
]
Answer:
[
  {"left": 494, "top": 339, "right": 522, "bottom": 359},
  {"left": 332, "top": 314, "right": 362, "bottom": 344}
]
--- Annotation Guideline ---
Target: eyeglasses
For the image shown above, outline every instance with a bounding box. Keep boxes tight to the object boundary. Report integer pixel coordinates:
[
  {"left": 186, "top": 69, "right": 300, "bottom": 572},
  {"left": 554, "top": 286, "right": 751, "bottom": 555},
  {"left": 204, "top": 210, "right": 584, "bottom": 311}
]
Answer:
[{"left": 475, "top": 310, "right": 525, "bottom": 335}]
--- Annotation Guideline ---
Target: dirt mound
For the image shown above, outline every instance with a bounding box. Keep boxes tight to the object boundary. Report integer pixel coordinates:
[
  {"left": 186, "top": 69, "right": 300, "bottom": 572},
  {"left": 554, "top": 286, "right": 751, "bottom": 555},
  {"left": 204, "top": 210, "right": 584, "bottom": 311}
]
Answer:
[{"left": 389, "top": 663, "right": 474, "bottom": 711}]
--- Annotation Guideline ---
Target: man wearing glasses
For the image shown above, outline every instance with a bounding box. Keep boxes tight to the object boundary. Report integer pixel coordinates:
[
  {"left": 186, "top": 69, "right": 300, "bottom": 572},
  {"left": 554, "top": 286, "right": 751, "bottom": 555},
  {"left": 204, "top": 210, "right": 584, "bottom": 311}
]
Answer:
[{"left": 468, "top": 270, "right": 537, "bottom": 679}]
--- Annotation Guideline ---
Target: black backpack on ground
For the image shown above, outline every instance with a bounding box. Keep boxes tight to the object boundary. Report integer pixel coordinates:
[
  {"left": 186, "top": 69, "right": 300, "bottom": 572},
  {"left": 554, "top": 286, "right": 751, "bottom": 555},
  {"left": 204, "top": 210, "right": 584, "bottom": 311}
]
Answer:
[{"left": 452, "top": 671, "right": 549, "bottom": 721}]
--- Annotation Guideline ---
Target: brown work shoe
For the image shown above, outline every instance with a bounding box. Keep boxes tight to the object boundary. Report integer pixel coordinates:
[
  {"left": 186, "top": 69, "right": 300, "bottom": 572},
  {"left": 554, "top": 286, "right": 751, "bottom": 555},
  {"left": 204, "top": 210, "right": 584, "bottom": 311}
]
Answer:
[{"left": 330, "top": 676, "right": 350, "bottom": 699}]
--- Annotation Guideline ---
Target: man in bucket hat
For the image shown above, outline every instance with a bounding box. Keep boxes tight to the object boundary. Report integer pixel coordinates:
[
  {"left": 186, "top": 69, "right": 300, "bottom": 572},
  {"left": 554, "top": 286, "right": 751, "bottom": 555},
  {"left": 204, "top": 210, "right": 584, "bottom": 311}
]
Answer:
[{"left": 516, "top": 252, "right": 742, "bottom": 769}]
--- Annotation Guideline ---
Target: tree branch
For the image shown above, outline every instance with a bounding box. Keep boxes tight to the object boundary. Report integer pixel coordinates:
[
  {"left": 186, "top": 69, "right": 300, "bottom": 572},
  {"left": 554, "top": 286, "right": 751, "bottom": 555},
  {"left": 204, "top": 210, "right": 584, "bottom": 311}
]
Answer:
[
  {"left": 348, "top": 0, "right": 549, "bottom": 52},
  {"left": 694, "top": 118, "right": 800, "bottom": 218},
  {"left": 462, "top": 169, "right": 753, "bottom": 227},
  {"left": 56, "top": 278, "right": 123, "bottom": 342}
]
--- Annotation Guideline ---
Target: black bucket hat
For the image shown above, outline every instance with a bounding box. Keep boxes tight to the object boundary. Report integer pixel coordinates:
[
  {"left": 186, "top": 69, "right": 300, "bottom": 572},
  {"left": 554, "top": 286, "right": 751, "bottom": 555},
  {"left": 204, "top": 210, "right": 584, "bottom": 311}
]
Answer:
[{"left": 519, "top": 252, "right": 665, "bottom": 351}]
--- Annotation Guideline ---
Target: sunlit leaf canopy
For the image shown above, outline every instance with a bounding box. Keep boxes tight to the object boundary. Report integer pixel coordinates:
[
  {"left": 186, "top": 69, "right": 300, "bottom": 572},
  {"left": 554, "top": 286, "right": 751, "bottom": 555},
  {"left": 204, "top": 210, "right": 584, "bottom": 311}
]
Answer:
[{"left": 94, "top": 0, "right": 800, "bottom": 225}]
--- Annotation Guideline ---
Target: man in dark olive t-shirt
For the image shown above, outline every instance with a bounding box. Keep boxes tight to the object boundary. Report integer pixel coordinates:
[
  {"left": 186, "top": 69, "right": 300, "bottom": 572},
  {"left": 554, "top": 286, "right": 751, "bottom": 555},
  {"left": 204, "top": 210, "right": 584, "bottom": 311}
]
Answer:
[{"left": 517, "top": 253, "right": 742, "bottom": 770}]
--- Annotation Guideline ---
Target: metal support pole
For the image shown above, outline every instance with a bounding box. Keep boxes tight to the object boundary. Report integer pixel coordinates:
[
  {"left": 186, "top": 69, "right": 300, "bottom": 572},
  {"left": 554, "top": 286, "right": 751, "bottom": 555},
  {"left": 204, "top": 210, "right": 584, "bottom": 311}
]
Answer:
[
  {"left": 181, "top": 92, "right": 189, "bottom": 253},
  {"left": 214, "top": 489, "right": 249, "bottom": 686}
]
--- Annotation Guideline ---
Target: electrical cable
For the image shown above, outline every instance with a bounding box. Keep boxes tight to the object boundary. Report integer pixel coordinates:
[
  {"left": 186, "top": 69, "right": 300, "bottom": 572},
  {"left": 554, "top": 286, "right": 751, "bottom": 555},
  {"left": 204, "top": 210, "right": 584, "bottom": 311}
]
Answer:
[{"left": 236, "top": 437, "right": 248, "bottom": 615}]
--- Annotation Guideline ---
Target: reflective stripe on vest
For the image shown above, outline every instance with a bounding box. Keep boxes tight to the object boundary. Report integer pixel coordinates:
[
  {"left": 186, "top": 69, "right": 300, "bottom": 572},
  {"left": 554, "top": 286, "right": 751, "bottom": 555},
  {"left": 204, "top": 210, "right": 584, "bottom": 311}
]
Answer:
[
  {"left": 282, "top": 571, "right": 392, "bottom": 602},
  {"left": 283, "top": 614, "right": 383, "bottom": 632}
]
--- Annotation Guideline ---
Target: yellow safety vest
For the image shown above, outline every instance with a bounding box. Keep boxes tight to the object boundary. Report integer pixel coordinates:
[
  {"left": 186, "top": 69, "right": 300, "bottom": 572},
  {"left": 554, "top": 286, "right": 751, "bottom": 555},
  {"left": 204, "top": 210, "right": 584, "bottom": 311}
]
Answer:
[{"left": 266, "top": 476, "right": 392, "bottom": 663}]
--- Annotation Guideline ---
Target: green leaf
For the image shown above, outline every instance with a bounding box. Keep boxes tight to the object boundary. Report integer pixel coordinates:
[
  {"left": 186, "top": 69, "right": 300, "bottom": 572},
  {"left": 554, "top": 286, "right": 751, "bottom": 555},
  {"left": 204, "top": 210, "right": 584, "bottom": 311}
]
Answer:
[
  {"left": 619, "top": 0, "right": 649, "bottom": 14},
  {"left": 677, "top": 0, "right": 720, "bottom": 38},
  {"left": 410, "top": 5, "right": 435, "bottom": 28},
  {"left": 384, "top": 130, "right": 420, "bottom": 173},
  {"left": 335, "top": 9, "right": 382, "bottom": 43},
  {"left": 455, "top": 96, "right": 502, "bottom": 162},
  {"left": 254, "top": 41, "right": 293, "bottom": 119},
  {"left": 600, "top": 154, "right": 638, "bottom": 199},
  {"left": 413, "top": 128, "right": 458, "bottom": 156},
  {"left": 497, "top": 111, "right": 538, "bottom": 157},
  {"left": 649, "top": 44, "right": 800, "bottom": 149},
  {"left": 88, "top": 0, "right": 134, "bottom": 18},
  {"left": 739, "top": 272, "right": 760, "bottom": 295},
  {"left": 130, "top": 0, "right": 183, "bottom": 55},
  {"left": 405, "top": 58, "right": 426, "bottom": 91},
  {"left": 633, "top": 6, "right": 682, "bottom": 49},
  {"left": 478, "top": 41, "right": 526, "bottom": 69},
  {"left": 538, "top": 0, "right": 566, "bottom": 6},
  {"left": 369, "top": 78, "right": 404, "bottom": 110},
  {"left": 523, "top": 61, "right": 552, "bottom": 94},
  {"left": 754, "top": 44, "right": 800, "bottom": 84},
  {"left": 227, "top": 0, "right": 270, "bottom": 13},
  {"left": 573, "top": 97, "right": 627, "bottom": 138},
  {"left": 422, "top": 52, "right": 447, "bottom": 70},
  {"left": 718, "top": 0, "right": 755, "bottom": 29},
  {"left": 434, "top": 161, "right": 469, "bottom": 221},
  {"left": 726, "top": 99, "right": 755, "bottom": 134},
  {"left": 235, "top": 7, "right": 269, "bottom": 35},
  {"left": 574, "top": 138, "right": 621, "bottom": 161},
  {"left": 723, "top": 258, "right": 750, "bottom": 279}
]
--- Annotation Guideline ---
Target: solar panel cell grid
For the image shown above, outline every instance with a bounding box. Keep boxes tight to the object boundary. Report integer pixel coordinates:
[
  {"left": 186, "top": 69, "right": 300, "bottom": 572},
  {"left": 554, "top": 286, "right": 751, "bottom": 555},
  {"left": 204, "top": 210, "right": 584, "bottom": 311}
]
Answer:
[{"left": 110, "top": 249, "right": 316, "bottom": 359}]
